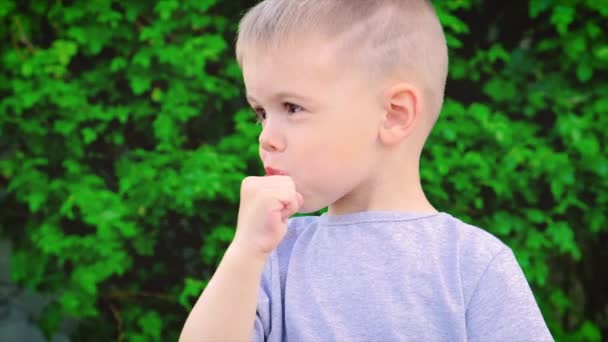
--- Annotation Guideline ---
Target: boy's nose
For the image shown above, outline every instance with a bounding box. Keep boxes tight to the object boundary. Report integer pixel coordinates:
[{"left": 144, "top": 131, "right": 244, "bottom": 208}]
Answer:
[{"left": 258, "top": 121, "right": 286, "bottom": 153}]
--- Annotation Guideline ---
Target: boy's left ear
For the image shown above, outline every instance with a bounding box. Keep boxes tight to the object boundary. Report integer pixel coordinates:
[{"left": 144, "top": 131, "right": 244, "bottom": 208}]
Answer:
[{"left": 378, "top": 83, "right": 420, "bottom": 146}]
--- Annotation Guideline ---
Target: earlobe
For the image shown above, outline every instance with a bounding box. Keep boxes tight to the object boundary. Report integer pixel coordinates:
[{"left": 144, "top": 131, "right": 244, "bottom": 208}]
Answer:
[{"left": 378, "top": 84, "right": 419, "bottom": 146}]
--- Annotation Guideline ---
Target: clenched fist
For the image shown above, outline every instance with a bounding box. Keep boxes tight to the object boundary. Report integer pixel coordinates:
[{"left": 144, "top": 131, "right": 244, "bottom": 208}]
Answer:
[{"left": 231, "top": 175, "right": 303, "bottom": 260}]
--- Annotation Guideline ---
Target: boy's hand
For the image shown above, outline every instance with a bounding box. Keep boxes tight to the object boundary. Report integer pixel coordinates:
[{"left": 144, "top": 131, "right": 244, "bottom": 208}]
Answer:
[{"left": 231, "top": 175, "right": 303, "bottom": 260}]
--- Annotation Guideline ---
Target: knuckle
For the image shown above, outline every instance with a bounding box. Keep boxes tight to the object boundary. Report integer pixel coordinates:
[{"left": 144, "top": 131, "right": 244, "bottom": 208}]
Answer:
[{"left": 241, "top": 176, "right": 258, "bottom": 193}]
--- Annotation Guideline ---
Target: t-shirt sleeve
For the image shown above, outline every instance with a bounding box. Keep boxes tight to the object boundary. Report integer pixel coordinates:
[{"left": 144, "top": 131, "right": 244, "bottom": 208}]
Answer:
[
  {"left": 252, "top": 219, "right": 301, "bottom": 342},
  {"left": 252, "top": 286, "right": 269, "bottom": 342},
  {"left": 465, "top": 248, "right": 554, "bottom": 342},
  {"left": 251, "top": 254, "right": 275, "bottom": 342}
]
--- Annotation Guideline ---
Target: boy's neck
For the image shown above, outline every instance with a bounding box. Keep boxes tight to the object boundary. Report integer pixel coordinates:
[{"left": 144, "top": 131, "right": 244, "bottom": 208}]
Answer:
[{"left": 328, "top": 156, "right": 437, "bottom": 216}]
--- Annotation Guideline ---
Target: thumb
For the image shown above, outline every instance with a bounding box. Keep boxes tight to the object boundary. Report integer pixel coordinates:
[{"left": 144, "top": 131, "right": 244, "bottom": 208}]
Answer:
[{"left": 296, "top": 192, "right": 304, "bottom": 209}]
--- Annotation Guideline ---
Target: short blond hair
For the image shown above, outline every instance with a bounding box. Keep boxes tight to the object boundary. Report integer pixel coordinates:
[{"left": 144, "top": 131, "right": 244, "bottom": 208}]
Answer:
[{"left": 236, "top": 0, "right": 448, "bottom": 122}]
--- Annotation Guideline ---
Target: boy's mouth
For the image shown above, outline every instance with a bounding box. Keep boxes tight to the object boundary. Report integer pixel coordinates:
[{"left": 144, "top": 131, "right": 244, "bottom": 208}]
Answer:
[{"left": 265, "top": 167, "right": 287, "bottom": 176}]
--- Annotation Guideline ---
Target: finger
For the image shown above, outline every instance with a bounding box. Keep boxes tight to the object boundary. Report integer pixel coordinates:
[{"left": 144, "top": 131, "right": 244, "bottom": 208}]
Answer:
[{"left": 281, "top": 191, "right": 301, "bottom": 221}]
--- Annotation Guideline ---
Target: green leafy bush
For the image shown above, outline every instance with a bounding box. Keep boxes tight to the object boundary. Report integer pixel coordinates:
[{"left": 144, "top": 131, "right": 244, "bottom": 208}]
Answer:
[{"left": 0, "top": 0, "right": 606, "bottom": 340}]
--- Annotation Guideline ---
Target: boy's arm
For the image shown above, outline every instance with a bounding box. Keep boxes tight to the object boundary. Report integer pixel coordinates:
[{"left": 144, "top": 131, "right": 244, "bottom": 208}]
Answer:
[
  {"left": 179, "top": 244, "right": 267, "bottom": 342},
  {"left": 179, "top": 175, "right": 302, "bottom": 342},
  {"left": 465, "top": 248, "right": 554, "bottom": 341}
]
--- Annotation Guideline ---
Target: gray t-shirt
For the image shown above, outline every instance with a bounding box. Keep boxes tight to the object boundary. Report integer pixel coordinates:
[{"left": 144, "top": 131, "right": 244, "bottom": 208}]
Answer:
[{"left": 253, "top": 211, "right": 553, "bottom": 341}]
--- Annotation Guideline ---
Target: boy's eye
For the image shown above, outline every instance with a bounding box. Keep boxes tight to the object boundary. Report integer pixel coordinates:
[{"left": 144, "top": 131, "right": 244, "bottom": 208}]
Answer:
[
  {"left": 252, "top": 107, "right": 266, "bottom": 123},
  {"left": 251, "top": 102, "right": 303, "bottom": 124},
  {"left": 284, "top": 102, "right": 303, "bottom": 114}
]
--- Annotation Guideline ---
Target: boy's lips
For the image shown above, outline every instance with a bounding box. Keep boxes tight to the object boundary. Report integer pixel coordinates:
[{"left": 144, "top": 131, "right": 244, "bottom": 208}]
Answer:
[{"left": 265, "top": 167, "right": 288, "bottom": 176}]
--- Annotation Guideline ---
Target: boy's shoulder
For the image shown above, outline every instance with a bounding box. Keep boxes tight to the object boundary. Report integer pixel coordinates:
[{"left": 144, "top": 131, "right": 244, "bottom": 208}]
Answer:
[{"left": 433, "top": 212, "right": 512, "bottom": 263}]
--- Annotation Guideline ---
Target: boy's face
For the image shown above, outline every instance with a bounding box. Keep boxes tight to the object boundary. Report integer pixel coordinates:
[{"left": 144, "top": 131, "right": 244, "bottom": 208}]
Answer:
[{"left": 242, "top": 36, "right": 384, "bottom": 213}]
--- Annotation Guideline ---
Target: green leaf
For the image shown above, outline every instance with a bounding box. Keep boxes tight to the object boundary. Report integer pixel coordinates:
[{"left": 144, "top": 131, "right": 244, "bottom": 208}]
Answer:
[
  {"left": 483, "top": 77, "right": 516, "bottom": 101},
  {"left": 138, "top": 311, "right": 163, "bottom": 339},
  {"left": 575, "top": 321, "right": 602, "bottom": 342},
  {"left": 577, "top": 62, "right": 593, "bottom": 83},
  {"left": 529, "top": 0, "right": 551, "bottom": 18},
  {"left": 82, "top": 127, "right": 97, "bottom": 144},
  {"left": 593, "top": 45, "right": 608, "bottom": 62},
  {"left": 0, "top": 0, "right": 15, "bottom": 18},
  {"left": 547, "top": 221, "right": 581, "bottom": 261},
  {"left": 110, "top": 57, "right": 127, "bottom": 71},
  {"left": 52, "top": 40, "right": 78, "bottom": 66},
  {"left": 151, "top": 87, "right": 164, "bottom": 102},
  {"left": 153, "top": 114, "right": 179, "bottom": 147},
  {"left": 525, "top": 209, "right": 545, "bottom": 224},
  {"left": 154, "top": 0, "right": 179, "bottom": 20},
  {"left": 129, "top": 75, "right": 152, "bottom": 94},
  {"left": 435, "top": 7, "right": 469, "bottom": 34},
  {"left": 179, "top": 278, "right": 208, "bottom": 310},
  {"left": 550, "top": 5, "right": 575, "bottom": 35}
]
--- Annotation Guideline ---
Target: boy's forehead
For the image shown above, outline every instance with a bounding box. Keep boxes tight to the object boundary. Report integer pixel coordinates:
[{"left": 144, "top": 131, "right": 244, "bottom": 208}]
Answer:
[
  {"left": 244, "top": 34, "right": 342, "bottom": 71},
  {"left": 243, "top": 67, "right": 322, "bottom": 103},
  {"left": 242, "top": 37, "right": 351, "bottom": 98}
]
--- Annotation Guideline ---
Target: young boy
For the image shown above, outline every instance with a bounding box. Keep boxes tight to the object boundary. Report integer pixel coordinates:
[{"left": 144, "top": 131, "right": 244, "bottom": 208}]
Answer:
[{"left": 180, "top": 1, "right": 553, "bottom": 341}]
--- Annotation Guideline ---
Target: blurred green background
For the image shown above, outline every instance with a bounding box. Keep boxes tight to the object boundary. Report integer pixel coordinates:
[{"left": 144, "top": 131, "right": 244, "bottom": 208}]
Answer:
[{"left": 0, "top": 0, "right": 606, "bottom": 341}]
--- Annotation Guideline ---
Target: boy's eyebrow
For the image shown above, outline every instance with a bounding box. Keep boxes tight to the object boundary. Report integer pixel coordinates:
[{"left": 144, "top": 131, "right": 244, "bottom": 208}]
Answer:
[{"left": 246, "top": 91, "right": 314, "bottom": 104}]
